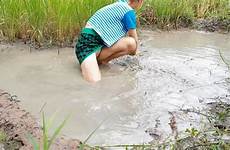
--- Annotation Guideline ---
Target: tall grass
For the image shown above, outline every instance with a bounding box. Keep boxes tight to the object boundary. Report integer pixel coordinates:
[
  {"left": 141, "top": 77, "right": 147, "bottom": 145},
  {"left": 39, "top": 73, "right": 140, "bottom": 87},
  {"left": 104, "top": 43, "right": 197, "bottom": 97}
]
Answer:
[
  {"left": 142, "top": 0, "right": 229, "bottom": 27},
  {"left": 0, "top": 0, "right": 25, "bottom": 40},
  {"left": 192, "top": 0, "right": 230, "bottom": 19},
  {"left": 143, "top": 0, "right": 194, "bottom": 27},
  {"left": 0, "top": 0, "right": 113, "bottom": 45},
  {"left": 0, "top": 0, "right": 229, "bottom": 45}
]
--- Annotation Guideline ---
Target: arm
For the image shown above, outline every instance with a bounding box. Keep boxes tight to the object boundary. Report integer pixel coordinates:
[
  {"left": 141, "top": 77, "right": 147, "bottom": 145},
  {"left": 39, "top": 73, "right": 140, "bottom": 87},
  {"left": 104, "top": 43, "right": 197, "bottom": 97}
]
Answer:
[
  {"left": 122, "top": 10, "right": 139, "bottom": 55},
  {"left": 127, "top": 29, "right": 139, "bottom": 55},
  {"left": 127, "top": 29, "right": 138, "bottom": 44}
]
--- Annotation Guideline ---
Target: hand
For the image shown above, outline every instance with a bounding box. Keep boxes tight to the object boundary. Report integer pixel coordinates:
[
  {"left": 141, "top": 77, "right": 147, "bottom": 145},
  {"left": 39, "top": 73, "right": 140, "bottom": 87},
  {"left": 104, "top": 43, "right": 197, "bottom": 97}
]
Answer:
[
  {"left": 135, "top": 49, "right": 141, "bottom": 56},
  {"left": 135, "top": 40, "right": 142, "bottom": 56}
]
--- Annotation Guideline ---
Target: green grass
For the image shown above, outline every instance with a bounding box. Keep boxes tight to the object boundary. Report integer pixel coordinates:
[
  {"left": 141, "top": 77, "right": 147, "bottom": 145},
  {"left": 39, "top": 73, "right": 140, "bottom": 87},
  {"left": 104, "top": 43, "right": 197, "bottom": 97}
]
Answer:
[
  {"left": 0, "top": 0, "right": 113, "bottom": 45},
  {"left": 0, "top": 130, "right": 6, "bottom": 143},
  {"left": 0, "top": 0, "right": 229, "bottom": 45},
  {"left": 141, "top": 0, "right": 229, "bottom": 27},
  {"left": 28, "top": 112, "right": 70, "bottom": 150}
]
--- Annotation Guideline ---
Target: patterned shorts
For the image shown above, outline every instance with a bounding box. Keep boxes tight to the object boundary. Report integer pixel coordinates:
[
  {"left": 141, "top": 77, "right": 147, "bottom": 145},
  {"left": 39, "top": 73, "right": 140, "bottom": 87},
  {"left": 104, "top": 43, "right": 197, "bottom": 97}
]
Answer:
[{"left": 75, "top": 28, "right": 104, "bottom": 65}]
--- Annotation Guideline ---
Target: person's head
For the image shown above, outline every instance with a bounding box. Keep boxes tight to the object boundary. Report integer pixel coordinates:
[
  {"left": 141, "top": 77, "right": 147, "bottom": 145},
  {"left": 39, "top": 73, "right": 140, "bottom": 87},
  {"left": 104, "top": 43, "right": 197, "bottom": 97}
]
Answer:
[{"left": 128, "top": 0, "right": 144, "bottom": 10}]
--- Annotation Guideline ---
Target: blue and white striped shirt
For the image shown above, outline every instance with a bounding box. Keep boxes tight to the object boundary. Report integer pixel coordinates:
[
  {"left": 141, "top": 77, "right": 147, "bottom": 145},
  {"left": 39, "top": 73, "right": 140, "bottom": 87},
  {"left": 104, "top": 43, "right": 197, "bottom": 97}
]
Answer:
[{"left": 87, "top": 1, "right": 136, "bottom": 47}]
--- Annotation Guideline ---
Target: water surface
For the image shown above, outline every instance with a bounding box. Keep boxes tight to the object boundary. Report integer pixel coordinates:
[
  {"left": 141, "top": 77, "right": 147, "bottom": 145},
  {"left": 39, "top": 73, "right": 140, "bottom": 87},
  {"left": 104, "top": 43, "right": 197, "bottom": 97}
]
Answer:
[{"left": 0, "top": 30, "right": 229, "bottom": 145}]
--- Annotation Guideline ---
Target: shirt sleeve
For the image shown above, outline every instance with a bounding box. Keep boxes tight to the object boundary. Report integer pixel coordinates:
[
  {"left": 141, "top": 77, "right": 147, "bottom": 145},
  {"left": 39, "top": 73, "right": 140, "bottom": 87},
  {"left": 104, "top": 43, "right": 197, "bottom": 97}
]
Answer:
[{"left": 121, "top": 10, "right": 136, "bottom": 31}]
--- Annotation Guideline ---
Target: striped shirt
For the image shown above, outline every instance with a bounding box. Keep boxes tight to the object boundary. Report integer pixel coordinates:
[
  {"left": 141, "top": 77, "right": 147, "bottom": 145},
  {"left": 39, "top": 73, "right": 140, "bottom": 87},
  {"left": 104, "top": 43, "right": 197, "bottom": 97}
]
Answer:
[{"left": 87, "top": 1, "right": 136, "bottom": 47}]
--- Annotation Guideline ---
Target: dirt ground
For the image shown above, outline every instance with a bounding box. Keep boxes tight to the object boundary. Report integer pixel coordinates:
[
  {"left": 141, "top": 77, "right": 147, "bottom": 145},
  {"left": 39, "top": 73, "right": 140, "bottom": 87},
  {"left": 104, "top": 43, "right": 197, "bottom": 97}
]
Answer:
[{"left": 0, "top": 89, "right": 83, "bottom": 150}]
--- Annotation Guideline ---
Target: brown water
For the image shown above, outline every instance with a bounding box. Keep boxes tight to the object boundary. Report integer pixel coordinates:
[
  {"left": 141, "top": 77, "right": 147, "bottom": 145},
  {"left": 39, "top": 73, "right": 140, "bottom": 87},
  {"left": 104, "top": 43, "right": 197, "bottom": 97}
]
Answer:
[{"left": 0, "top": 30, "right": 229, "bottom": 146}]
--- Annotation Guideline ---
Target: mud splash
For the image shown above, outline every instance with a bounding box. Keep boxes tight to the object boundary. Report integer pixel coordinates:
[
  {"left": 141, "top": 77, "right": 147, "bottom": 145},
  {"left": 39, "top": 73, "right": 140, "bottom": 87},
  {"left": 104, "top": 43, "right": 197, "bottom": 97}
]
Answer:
[{"left": 0, "top": 30, "right": 229, "bottom": 146}]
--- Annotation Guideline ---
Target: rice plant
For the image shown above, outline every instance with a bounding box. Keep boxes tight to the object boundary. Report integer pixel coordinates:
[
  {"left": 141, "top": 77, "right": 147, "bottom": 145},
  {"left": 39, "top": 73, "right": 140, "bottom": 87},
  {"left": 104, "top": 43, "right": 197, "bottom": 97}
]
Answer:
[
  {"left": 0, "top": 0, "right": 229, "bottom": 45},
  {"left": 144, "top": 0, "right": 229, "bottom": 28},
  {"left": 0, "top": 0, "right": 113, "bottom": 45},
  {"left": 146, "top": 0, "right": 194, "bottom": 27},
  {"left": 0, "top": 0, "right": 25, "bottom": 40},
  {"left": 192, "top": 0, "right": 230, "bottom": 19}
]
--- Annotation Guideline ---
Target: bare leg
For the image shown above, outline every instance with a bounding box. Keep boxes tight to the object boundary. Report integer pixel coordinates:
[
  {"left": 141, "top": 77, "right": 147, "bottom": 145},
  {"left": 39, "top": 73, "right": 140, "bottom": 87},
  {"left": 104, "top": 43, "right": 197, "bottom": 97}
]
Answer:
[
  {"left": 97, "top": 37, "right": 137, "bottom": 64},
  {"left": 81, "top": 37, "right": 137, "bottom": 83},
  {"left": 99, "top": 51, "right": 128, "bottom": 65},
  {"left": 81, "top": 53, "right": 101, "bottom": 83}
]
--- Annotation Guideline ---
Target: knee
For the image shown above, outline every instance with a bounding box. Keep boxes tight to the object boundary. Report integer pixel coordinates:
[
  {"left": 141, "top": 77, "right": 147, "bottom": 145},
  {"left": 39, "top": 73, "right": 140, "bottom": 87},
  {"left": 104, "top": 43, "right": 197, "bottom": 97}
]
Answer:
[{"left": 125, "top": 38, "right": 137, "bottom": 56}]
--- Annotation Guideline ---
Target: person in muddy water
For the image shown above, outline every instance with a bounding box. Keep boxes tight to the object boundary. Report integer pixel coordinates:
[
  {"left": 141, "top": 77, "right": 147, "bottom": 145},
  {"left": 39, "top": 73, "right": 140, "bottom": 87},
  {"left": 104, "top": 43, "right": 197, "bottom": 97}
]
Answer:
[{"left": 75, "top": 0, "right": 144, "bottom": 82}]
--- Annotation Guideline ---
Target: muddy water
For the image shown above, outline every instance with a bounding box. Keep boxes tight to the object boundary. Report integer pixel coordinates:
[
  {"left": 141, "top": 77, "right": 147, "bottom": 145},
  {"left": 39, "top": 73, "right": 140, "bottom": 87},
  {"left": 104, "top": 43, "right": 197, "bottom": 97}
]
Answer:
[{"left": 0, "top": 30, "right": 229, "bottom": 145}]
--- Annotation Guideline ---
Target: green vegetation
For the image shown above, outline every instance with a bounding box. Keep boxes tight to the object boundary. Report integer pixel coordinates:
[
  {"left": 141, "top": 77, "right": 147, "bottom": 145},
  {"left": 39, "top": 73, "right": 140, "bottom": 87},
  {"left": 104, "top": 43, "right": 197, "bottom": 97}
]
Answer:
[
  {"left": 0, "top": 0, "right": 113, "bottom": 46},
  {"left": 0, "top": 130, "right": 6, "bottom": 143},
  {"left": 0, "top": 0, "right": 229, "bottom": 45},
  {"left": 29, "top": 112, "right": 69, "bottom": 150},
  {"left": 141, "top": 0, "right": 230, "bottom": 27}
]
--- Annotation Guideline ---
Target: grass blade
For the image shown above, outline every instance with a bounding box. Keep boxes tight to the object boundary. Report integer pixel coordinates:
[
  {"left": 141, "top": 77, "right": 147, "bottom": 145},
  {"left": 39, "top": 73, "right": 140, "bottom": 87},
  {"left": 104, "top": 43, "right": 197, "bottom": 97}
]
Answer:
[
  {"left": 83, "top": 117, "right": 108, "bottom": 144},
  {"left": 27, "top": 133, "right": 40, "bottom": 150},
  {"left": 42, "top": 112, "right": 48, "bottom": 150},
  {"left": 47, "top": 114, "right": 70, "bottom": 149}
]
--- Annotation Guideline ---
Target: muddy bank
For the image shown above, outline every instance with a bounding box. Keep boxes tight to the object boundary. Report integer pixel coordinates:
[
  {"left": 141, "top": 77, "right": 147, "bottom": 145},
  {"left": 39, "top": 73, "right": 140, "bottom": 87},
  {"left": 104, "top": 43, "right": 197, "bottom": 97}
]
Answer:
[
  {"left": 0, "top": 89, "right": 82, "bottom": 150},
  {"left": 193, "top": 19, "right": 230, "bottom": 33}
]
